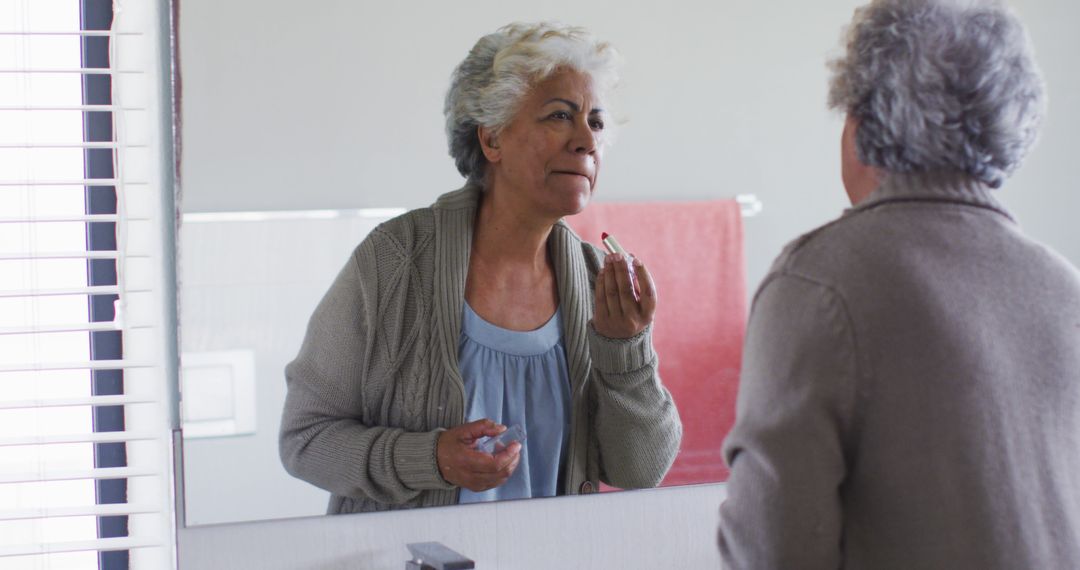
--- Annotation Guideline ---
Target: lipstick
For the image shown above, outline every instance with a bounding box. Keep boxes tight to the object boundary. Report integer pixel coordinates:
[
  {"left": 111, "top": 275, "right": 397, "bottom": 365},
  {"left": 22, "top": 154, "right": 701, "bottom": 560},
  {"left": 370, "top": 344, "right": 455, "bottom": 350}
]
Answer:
[
  {"left": 601, "top": 232, "right": 627, "bottom": 257},
  {"left": 601, "top": 232, "right": 639, "bottom": 300}
]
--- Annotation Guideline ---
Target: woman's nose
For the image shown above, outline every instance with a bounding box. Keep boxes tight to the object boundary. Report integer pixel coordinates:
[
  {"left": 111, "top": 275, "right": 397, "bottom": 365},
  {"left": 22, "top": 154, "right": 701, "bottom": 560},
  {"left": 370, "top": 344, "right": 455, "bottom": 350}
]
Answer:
[{"left": 571, "top": 121, "right": 598, "bottom": 155}]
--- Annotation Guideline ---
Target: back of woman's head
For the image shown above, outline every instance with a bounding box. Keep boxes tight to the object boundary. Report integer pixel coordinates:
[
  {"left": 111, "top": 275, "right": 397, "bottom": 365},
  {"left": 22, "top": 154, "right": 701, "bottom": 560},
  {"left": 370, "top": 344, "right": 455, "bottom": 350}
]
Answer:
[{"left": 828, "top": 0, "right": 1045, "bottom": 188}]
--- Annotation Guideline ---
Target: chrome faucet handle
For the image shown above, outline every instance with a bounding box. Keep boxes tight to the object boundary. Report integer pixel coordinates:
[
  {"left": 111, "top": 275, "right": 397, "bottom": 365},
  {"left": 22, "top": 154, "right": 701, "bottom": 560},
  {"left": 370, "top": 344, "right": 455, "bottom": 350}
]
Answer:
[{"left": 405, "top": 542, "right": 475, "bottom": 570}]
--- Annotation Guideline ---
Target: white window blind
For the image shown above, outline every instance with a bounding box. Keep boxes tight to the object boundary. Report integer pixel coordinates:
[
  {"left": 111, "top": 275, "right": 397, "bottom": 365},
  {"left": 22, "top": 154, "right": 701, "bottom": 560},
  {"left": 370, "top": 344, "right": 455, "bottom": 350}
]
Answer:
[{"left": 0, "top": 1, "right": 177, "bottom": 568}]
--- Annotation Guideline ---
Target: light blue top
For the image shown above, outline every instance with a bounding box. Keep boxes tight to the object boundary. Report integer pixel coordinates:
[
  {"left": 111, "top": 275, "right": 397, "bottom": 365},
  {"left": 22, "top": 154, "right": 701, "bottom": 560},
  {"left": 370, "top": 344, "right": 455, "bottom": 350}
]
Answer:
[{"left": 457, "top": 302, "right": 573, "bottom": 504}]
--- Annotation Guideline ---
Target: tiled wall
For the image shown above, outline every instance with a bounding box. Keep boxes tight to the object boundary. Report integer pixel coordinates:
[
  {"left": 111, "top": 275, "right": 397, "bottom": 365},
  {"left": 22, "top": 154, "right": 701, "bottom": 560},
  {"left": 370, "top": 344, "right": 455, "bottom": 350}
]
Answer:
[{"left": 179, "top": 212, "right": 397, "bottom": 525}]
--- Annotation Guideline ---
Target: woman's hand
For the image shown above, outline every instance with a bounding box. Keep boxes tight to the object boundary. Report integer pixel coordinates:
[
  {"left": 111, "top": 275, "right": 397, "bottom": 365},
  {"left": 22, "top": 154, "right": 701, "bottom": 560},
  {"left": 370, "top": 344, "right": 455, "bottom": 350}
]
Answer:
[
  {"left": 593, "top": 254, "right": 657, "bottom": 339},
  {"left": 436, "top": 419, "right": 521, "bottom": 492}
]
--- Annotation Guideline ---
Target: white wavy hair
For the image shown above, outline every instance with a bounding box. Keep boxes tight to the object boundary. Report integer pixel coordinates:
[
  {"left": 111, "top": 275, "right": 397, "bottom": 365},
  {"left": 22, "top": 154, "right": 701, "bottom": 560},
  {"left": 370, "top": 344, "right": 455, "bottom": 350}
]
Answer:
[
  {"left": 828, "top": 0, "right": 1046, "bottom": 188},
  {"left": 444, "top": 22, "right": 621, "bottom": 184}
]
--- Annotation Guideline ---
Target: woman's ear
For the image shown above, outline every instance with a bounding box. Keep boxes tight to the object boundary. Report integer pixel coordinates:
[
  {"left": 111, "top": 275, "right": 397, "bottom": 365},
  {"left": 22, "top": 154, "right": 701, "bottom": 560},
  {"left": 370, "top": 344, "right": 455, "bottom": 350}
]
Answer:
[
  {"left": 841, "top": 114, "right": 883, "bottom": 205},
  {"left": 478, "top": 125, "right": 501, "bottom": 163}
]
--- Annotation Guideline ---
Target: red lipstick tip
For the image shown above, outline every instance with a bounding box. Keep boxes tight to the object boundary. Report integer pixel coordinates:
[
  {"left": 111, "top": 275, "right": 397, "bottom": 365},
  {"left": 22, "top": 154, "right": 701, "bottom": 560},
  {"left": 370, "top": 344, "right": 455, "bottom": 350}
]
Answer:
[{"left": 601, "top": 232, "right": 609, "bottom": 240}]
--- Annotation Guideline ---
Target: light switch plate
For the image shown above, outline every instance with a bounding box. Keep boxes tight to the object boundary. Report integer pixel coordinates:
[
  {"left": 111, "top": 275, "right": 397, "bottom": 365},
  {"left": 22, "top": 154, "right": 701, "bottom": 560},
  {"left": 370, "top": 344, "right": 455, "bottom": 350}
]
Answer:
[{"left": 180, "top": 349, "right": 257, "bottom": 438}]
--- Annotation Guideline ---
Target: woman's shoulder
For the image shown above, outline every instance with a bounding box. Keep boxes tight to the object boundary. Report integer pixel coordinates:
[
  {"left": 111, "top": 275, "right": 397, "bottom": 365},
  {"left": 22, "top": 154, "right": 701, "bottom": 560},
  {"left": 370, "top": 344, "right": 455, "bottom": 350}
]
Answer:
[
  {"left": 359, "top": 184, "right": 481, "bottom": 254},
  {"left": 372, "top": 207, "right": 435, "bottom": 244},
  {"left": 348, "top": 185, "right": 480, "bottom": 276},
  {"left": 347, "top": 207, "right": 436, "bottom": 270},
  {"left": 431, "top": 184, "right": 482, "bottom": 211}
]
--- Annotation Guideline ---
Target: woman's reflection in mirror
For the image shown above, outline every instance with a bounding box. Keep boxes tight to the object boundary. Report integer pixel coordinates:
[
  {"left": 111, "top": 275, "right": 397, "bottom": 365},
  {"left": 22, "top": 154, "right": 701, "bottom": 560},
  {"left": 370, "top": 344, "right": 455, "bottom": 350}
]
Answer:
[{"left": 279, "top": 22, "right": 682, "bottom": 514}]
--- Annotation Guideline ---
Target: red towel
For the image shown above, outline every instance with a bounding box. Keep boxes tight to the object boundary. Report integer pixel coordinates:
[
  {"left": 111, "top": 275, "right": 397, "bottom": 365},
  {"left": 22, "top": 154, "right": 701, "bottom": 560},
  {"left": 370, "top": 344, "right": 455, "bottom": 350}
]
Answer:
[{"left": 565, "top": 199, "right": 746, "bottom": 486}]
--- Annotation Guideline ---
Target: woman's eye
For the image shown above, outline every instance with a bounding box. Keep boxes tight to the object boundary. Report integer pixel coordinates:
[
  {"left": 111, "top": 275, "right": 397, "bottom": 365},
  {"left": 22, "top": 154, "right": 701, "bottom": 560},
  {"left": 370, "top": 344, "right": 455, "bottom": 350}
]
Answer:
[
  {"left": 550, "top": 111, "right": 572, "bottom": 120},
  {"left": 589, "top": 119, "right": 605, "bottom": 131}
]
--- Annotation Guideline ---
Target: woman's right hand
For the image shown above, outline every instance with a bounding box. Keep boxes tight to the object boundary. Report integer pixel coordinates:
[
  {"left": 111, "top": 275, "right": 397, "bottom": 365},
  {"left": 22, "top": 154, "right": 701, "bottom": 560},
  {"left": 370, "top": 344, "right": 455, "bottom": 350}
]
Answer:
[
  {"left": 436, "top": 419, "right": 522, "bottom": 492},
  {"left": 593, "top": 253, "right": 657, "bottom": 339}
]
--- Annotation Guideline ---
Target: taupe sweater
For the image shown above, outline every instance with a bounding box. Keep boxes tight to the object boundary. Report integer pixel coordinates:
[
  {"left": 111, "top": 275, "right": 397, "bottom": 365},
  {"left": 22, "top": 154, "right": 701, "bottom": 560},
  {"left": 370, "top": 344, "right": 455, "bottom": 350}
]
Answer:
[
  {"left": 719, "top": 173, "right": 1080, "bottom": 569},
  {"left": 280, "top": 185, "right": 682, "bottom": 513}
]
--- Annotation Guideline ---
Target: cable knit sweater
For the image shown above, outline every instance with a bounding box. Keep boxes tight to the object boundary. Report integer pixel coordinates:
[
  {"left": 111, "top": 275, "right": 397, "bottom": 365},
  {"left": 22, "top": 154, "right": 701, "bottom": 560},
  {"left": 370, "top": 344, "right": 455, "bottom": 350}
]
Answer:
[{"left": 280, "top": 184, "right": 682, "bottom": 513}]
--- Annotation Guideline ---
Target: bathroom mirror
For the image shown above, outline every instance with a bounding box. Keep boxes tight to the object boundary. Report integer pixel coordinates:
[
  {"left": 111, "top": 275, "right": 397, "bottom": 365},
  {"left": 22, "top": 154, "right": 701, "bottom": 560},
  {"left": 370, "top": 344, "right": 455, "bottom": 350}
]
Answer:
[{"left": 174, "top": 0, "right": 1079, "bottom": 526}]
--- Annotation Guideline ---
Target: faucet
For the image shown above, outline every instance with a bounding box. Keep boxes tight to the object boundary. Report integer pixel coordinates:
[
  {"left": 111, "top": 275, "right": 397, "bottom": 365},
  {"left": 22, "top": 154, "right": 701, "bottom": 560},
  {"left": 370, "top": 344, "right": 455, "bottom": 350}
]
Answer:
[{"left": 405, "top": 542, "right": 475, "bottom": 570}]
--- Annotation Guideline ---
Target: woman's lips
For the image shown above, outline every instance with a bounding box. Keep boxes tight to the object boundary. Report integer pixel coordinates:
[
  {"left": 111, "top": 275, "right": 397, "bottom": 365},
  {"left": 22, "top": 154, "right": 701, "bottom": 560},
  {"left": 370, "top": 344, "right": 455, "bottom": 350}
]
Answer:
[{"left": 552, "top": 171, "right": 590, "bottom": 179}]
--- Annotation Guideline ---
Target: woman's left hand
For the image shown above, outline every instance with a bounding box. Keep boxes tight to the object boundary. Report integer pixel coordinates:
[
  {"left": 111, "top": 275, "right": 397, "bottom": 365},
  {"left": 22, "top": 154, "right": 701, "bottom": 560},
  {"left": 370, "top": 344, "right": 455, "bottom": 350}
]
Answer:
[{"left": 593, "top": 253, "right": 657, "bottom": 339}]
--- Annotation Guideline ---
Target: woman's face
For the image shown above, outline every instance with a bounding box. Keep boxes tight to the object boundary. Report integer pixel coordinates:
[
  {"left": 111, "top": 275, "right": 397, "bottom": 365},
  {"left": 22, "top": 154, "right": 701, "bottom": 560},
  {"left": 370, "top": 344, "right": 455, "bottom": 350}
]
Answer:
[{"left": 481, "top": 68, "right": 607, "bottom": 220}]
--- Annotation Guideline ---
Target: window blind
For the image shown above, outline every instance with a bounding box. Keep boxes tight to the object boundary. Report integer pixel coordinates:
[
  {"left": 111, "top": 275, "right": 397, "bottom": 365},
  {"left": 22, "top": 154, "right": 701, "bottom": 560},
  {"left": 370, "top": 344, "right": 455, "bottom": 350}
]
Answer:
[{"left": 0, "top": 1, "right": 177, "bottom": 568}]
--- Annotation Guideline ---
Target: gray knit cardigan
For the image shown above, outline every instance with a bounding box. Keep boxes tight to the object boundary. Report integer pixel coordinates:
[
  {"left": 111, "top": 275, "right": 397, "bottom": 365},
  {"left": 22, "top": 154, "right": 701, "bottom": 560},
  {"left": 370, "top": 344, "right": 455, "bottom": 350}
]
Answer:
[{"left": 280, "top": 184, "right": 682, "bottom": 513}]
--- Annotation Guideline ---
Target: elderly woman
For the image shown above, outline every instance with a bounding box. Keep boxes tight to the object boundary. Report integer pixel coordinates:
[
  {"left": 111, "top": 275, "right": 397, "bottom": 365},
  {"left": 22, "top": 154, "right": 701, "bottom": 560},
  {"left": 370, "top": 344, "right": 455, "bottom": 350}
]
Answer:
[
  {"left": 719, "top": 0, "right": 1080, "bottom": 568},
  {"left": 280, "top": 22, "right": 681, "bottom": 513}
]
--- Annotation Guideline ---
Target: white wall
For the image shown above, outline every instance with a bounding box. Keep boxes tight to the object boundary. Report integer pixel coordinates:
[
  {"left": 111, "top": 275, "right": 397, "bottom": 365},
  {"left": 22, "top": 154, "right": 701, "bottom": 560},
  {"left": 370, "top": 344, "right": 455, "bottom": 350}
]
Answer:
[
  {"left": 178, "top": 213, "right": 401, "bottom": 525},
  {"left": 175, "top": 0, "right": 1080, "bottom": 567},
  {"left": 178, "top": 0, "right": 872, "bottom": 291},
  {"left": 178, "top": 0, "right": 1080, "bottom": 303},
  {"left": 1000, "top": 1, "right": 1080, "bottom": 260}
]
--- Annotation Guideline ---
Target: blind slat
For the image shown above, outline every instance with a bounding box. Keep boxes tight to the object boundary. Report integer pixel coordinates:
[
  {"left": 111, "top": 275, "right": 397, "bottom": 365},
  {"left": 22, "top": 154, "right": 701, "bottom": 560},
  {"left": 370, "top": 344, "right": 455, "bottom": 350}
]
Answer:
[
  {"left": 0, "top": 466, "right": 158, "bottom": 484},
  {"left": 0, "top": 68, "right": 143, "bottom": 75},
  {"left": 0, "top": 503, "right": 160, "bottom": 521},
  {"left": 0, "top": 213, "right": 121, "bottom": 222},
  {"left": 0, "top": 105, "right": 146, "bottom": 111},
  {"left": 0, "top": 252, "right": 150, "bottom": 261},
  {"left": 0, "top": 537, "right": 161, "bottom": 557},
  {"left": 0, "top": 395, "right": 156, "bottom": 410},
  {"left": 0, "top": 30, "right": 142, "bottom": 36},
  {"left": 0, "top": 322, "right": 152, "bottom": 335},
  {"left": 0, "top": 179, "right": 148, "bottom": 185},
  {"left": 0, "top": 142, "right": 147, "bottom": 149},
  {"left": 0, "top": 360, "right": 155, "bottom": 373},
  {"left": 0, "top": 286, "right": 121, "bottom": 298},
  {"left": 0, "top": 286, "right": 137, "bottom": 298},
  {"left": 0, "top": 431, "right": 159, "bottom": 447}
]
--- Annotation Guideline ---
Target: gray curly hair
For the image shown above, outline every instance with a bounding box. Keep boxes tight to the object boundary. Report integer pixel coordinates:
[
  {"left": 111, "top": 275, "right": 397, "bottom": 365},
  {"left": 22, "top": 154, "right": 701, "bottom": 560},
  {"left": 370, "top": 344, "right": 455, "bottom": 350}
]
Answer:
[
  {"left": 828, "top": 0, "right": 1046, "bottom": 188},
  {"left": 444, "top": 22, "right": 621, "bottom": 185}
]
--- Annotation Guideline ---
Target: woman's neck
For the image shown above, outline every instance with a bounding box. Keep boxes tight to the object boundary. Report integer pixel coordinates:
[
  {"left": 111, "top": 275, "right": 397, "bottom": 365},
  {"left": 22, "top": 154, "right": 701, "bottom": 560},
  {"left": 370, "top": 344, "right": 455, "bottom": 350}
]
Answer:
[
  {"left": 471, "top": 186, "right": 556, "bottom": 273},
  {"left": 465, "top": 184, "right": 560, "bottom": 330}
]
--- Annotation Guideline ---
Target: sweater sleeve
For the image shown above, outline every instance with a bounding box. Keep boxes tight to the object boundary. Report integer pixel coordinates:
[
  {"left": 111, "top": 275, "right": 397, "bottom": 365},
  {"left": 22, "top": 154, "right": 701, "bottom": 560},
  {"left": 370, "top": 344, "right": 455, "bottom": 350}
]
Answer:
[
  {"left": 278, "top": 235, "right": 454, "bottom": 504},
  {"left": 718, "top": 273, "right": 858, "bottom": 570},
  {"left": 586, "top": 319, "right": 683, "bottom": 489}
]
